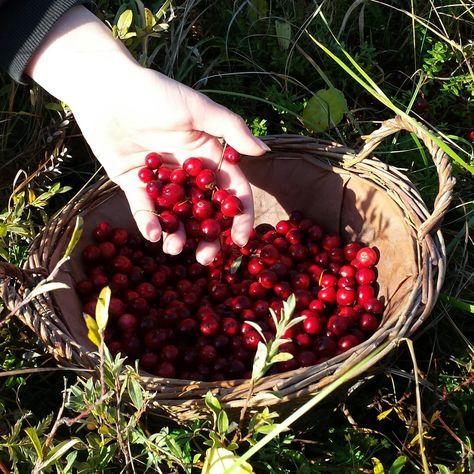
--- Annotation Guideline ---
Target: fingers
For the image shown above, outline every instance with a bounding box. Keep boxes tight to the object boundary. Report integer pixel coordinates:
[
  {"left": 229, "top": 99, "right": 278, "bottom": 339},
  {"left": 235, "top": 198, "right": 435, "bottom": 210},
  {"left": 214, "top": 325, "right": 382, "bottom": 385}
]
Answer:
[
  {"left": 162, "top": 221, "right": 186, "bottom": 255},
  {"left": 122, "top": 186, "right": 163, "bottom": 243},
  {"left": 196, "top": 239, "right": 221, "bottom": 266},
  {"left": 192, "top": 94, "right": 270, "bottom": 156}
]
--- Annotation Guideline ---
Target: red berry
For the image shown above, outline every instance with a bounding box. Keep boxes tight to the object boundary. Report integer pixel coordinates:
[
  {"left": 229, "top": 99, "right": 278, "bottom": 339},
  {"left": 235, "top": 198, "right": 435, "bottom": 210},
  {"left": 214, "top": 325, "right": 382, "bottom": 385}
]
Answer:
[
  {"left": 183, "top": 157, "right": 203, "bottom": 177},
  {"left": 195, "top": 169, "right": 216, "bottom": 191},
  {"left": 82, "top": 244, "right": 101, "bottom": 264},
  {"left": 360, "top": 313, "right": 379, "bottom": 332},
  {"left": 336, "top": 287, "right": 357, "bottom": 306},
  {"left": 223, "top": 145, "right": 241, "bottom": 164},
  {"left": 162, "top": 183, "right": 185, "bottom": 205},
  {"left": 338, "top": 334, "right": 360, "bottom": 352},
  {"left": 156, "top": 361, "right": 176, "bottom": 378},
  {"left": 355, "top": 247, "right": 378, "bottom": 268},
  {"left": 138, "top": 167, "right": 155, "bottom": 183},
  {"left": 92, "top": 222, "right": 111, "bottom": 241},
  {"left": 170, "top": 168, "right": 188, "bottom": 184},
  {"left": 318, "top": 286, "right": 337, "bottom": 304},
  {"left": 159, "top": 211, "right": 179, "bottom": 233},
  {"left": 355, "top": 268, "right": 376, "bottom": 285},
  {"left": 221, "top": 195, "right": 243, "bottom": 217},
  {"left": 200, "top": 218, "right": 221, "bottom": 241},
  {"left": 258, "top": 269, "right": 278, "bottom": 289},
  {"left": 357, "top": 285, "right": 375, "bottom": 305},
  {"left": 212, "top": 188, "right": 229, "bottom": 205},
  {"left": 275, "top": 220, "right": 292, "bottom": 235},
  {"left": 322, "top": 234, "right": 341, "bottom": 251},
  {"left": 297, "top": 350, "right": 317, "bottom": 367},
  {"left": 193, "top": 200, "right": 214, "bottom": 220},
  {"left": 343, "top": 242, "right": 361, "bottom": 261},
  {"left": 146, "top": 180, "right": 163, "bottom": 199},
  {"left": 157, "top": 166, "right": 172, "bottom": 182},
  {"left": 111, "top": 255, "right": 133, "bottom": 274},
  {"left": 243, "top": 330, "right": 260, "bottom": 351},
  {"left": 145, "top": 152, "right": 162, "bottom": 169},
  {"left": 112, "top": 228, "right": 129, "bottom": 247}
]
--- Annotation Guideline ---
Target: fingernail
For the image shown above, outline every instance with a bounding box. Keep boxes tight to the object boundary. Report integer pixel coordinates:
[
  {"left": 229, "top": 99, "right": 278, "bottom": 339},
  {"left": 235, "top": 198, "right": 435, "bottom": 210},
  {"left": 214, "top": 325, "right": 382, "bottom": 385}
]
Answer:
[
  {"left": 148, "top": 228, "right": 161, "bottom": 242},
  {"left": 255, "top": 137, "right": 271, "bottom": 152}
]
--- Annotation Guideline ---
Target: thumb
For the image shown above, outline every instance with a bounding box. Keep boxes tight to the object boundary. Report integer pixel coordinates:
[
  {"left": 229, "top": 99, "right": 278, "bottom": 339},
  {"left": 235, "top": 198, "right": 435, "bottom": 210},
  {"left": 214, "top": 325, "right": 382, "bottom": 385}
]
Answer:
[{"left": 192, "top": 94, "right": 271, "bottom": 156}]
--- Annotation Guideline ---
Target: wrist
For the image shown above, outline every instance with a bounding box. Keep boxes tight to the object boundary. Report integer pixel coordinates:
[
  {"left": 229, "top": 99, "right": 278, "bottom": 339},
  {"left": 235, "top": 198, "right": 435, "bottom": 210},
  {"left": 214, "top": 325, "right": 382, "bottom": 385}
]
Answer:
[{"left": 26, "top": 5, "right": 139, "bottom": 106}]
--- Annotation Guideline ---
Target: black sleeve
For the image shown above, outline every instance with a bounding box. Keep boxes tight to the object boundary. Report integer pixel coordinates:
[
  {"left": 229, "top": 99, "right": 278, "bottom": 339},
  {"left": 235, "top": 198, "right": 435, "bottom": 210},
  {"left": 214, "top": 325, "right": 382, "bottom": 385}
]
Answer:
[{"left": 0, "top": 0, "right": 89, "bottom": 83}]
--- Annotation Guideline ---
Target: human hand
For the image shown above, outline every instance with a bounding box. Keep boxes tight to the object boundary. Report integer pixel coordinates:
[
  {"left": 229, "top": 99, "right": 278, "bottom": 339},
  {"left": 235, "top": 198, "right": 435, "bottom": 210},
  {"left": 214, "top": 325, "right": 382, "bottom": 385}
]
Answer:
[{"left": 26, "top": 6, "right": 269, "bottom": 264}]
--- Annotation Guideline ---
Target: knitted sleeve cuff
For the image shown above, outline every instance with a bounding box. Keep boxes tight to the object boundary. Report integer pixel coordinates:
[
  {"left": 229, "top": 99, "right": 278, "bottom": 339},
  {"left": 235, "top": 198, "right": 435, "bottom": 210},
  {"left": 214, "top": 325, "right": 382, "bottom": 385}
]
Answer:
[{"left": 0, "top": 0, "right": 89, "bottom": 83}]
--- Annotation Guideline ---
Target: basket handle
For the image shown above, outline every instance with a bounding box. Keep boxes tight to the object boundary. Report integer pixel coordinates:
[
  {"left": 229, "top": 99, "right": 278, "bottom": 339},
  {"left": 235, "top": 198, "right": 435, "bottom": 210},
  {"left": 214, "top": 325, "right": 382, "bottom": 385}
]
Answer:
[{"left": 346, "top": 115, "right": 455, "bottom": 238}]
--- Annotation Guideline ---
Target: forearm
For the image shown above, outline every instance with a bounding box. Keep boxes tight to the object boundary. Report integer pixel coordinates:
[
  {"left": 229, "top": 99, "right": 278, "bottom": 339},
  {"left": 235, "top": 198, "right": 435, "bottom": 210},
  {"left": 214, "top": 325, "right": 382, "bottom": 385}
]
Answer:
[
  {"left": 0, "top": 0, "right": 87, "bottom": 82},
  {"left": 25, "top": 5, "right": 140, "bottom": 107}
]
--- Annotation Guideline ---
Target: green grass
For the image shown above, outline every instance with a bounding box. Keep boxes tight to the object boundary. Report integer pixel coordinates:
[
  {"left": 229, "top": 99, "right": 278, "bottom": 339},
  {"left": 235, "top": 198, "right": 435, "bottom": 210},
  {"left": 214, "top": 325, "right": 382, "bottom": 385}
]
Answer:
[{"left": 0, "top": 0, "right": 473, "bottom": 472}]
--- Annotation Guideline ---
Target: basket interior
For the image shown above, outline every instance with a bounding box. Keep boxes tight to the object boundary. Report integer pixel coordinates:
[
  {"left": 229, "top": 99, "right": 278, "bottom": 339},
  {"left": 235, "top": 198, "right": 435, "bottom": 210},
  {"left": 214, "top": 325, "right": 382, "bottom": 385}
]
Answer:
[{"left": 49, "top": 153, "right": 418, "bottom": 353}]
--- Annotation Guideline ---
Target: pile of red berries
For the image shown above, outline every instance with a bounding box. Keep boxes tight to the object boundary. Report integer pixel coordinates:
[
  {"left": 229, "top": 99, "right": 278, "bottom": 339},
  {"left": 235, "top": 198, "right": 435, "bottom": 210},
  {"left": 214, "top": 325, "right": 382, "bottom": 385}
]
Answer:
[
  {"left": 137, "top": 151, "right": 243, "bottom": 240},
  {"left": 77, "top": 210, "right": 383, "bottom": 381}
]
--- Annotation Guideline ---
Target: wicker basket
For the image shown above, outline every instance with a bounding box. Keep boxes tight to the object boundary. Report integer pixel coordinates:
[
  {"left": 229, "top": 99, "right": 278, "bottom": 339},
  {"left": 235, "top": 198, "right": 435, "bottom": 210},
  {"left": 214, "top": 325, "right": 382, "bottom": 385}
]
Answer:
[{"left": 0, "top": 115, "right": 454, "bottom": 422}]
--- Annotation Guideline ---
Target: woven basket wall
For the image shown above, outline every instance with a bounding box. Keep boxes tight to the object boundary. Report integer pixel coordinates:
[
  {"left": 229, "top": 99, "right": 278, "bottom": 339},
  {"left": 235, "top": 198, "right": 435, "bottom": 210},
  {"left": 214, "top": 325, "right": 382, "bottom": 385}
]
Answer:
[{"left": 0, "top": 116, "right": 454, "bottom": 422}]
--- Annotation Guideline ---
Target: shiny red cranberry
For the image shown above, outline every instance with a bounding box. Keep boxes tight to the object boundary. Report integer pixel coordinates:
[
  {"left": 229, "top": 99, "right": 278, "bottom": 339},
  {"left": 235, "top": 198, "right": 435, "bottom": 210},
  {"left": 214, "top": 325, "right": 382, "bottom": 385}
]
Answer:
[
  {"left": 193, "top": 200, "right": 213, "bottom": 220},
  {"left": 145, "top": 180, "right": 163, "bottom": 199},
  {"left": 200, "top": 219, "right": 221, "bottom": 241},
  {"left": 360, "top": 313, "right": 379, "bottom": 332},
  {"left": 145, "top": 152, "right": 162, "bottom": 169},
  {"left": 275, "top": 220, "right": 292, "bottom": 235},
  {"left": 355, "top": 268, "right": 376, "bottom": 285},
  {"left": 355, "top": 247, "right": 378, "bottom": 268},
  {"left": 138, "top": 167, "right": 155, "bottom": 183},
  {"left": 156, "top": 361, "right": 176, "bottom": 378},
  {"left": 159, "top": 211, "right": 179, "bottom": 233},
  {"left": 338, "top": 334, "right": 360, "bottom": 352},
  {"left": 357, "top": 285, "right": 375, "bottom": 305},
  {"left": 221, "top": 195, "right": 243, "bottom": 217},
  {"left": 223, "top": 145, "right": 241, "bottom": 164},
  {"left": 343, "top": 242, "right": 361, "bottom": 261},
  {"left": 92, "top": 222, "right": 111, "bottom": 241},
  {"left": 336, "top": 287, "right": 357, "bottom": 306},
  {"left": 183, "top": 157, "right": 203, "bottom": 176},
  {"left": 112, "top": 228, "right": 129, "bottom": 247},
  {"left": 364, "top": 298, "right": 384, "bottom": 314},
  {"left": 243, "top": 330, "right": 260, "bottom": 351},
  {"left": 297, "top": 350, "right": 318, "bottom": 367},
  {"left": 195, "top": 169, "right": 216, "bottom": 191}
]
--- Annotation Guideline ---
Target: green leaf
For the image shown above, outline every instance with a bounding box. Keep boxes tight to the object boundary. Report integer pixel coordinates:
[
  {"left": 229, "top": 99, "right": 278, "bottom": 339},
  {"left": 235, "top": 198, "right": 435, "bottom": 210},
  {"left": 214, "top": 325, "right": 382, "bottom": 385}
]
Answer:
[
  {"left": 0, "top": 224, "right": 7, "bottom": 238},
  {"left": 270, "top": 352, "right": 293, "bottom": 364},
  {"left": 372, "top": 457, "right": 385, "bottom": 474},
  {"left": 251, "top": 391, "right": 282, "bottom": 402},
  {"left": 389, "top": 456, "right": 407, "bottom": 474},
  {"left": 247, "top": 0, "right": 268, "bottom": 23},
  {"left": 0, "top": 244, "right": 8, "bottom": 260},
  {"left": 217, "top": 410, "right": 229, "bottom": 435},
  {"left": 302, "top": 88, "right": 348, "bottom": 133},
  {"left": 275, "top": 19, "right": 291, "bottom": 51},
  {"left": 434, "top": 465, "right": 452, "bottom": 474},
  {"left": 117, "top": 9, "right": 133, "bottom": 32},
  {"left": 127, "top": 377, "right": 143, "bottom": 410},
  {"left": 28, "top": 282, "right": 69, "bottom": 300},
  {"left": 230, "top": 255, "right": 243, "bottom": 274},
  {"left": 144, "top": 7, "right": 156, "bottom": 28},
  {"left": 282, "top": 294, "right": 296, "bottom": 323},
  {"left": 95, "top": 286, "right": 111, "bottom": 332},
  {"left": 84, "top": 313, "right": 101, "bottom": 348},
  {"left": 203, "top": 447, "right": 254, "bottom": 474},
  {"left": 242, "top": 321, "right": 266, "bottom": 341},
  {"left": 64, "top": 216, "right": 83, "bottom": 258},
  {"left": 39, "top": 439, "right": 82, "bottom": 469},
  {"left": 251, "top": 342, "right": 268, "bottom": 381},
  {"left": 205, "top": 391, "right": 222, "bottom": 415},
  {"left": 24, "top": 427, "right": 43, "bottom": 461}
]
